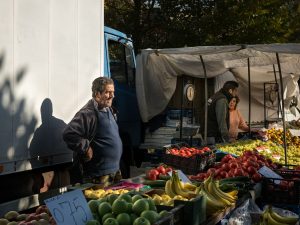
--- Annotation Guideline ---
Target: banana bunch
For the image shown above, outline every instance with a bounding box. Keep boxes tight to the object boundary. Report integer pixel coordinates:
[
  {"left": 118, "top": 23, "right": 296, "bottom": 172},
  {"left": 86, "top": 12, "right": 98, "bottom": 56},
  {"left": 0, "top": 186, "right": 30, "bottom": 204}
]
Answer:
[
  {"left": 261, "top": 205, "right": 299, "bottom": 225},
  {"left": 151, "top": 194, "right": 188, "bottom": 206},
  {"left": 165, "top": 171, "right": 197, "bottom": 199},
  {"left": 195, "top": 175, "right": 238, "bottom": 215},
  {"left": 84, "top": 188, "right": 129, "bottom": 199}
]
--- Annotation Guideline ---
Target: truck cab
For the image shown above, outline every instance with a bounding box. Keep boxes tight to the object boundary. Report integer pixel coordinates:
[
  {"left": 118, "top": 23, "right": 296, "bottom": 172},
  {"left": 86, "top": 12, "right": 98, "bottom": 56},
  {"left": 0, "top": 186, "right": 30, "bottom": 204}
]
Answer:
[{"left": 104, "top": 27, "right": 141, "bottom": 178}]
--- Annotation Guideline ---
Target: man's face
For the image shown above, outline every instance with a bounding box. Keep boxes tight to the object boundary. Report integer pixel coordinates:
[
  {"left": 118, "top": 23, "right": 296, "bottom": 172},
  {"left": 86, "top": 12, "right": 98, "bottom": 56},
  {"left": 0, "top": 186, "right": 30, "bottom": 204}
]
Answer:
[
  {"left": 95, "top": 84, "right": 115, "bottom": 108},
  {"left": 230, "top": 88, "right": 238, "bottom": 97}
]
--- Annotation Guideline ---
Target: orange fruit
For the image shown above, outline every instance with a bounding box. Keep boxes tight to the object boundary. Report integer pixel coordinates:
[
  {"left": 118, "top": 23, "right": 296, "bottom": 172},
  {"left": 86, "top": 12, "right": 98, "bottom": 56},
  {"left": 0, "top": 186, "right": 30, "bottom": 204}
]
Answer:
[
  {"left": 112, "top": 199, "right": 128, "bottom": 215},
  {"left": 103, "top": 218, "right": 119, "bottom": 225},
  {"left": 86, "top": 219, "right": 101, "bottom": 225},
  {"left": 116, "top": 213, "right": 131, "bottom": 225},
  {"left": 130, "top": 213, "right": 138, "bottom": 224},
  {"left": 117, "top": 194, "right": 132, "bottom": 203},
  {"left": 132, "top": 199, "right": 149, "bottom": 216},
  {"left": 146, "top": 199, "right": 157, "bottom": 211},
  {"left": 98, "top": 202, "right": 112, "bottom": 217},
  {"left": 88, "top": 200, "right": 100, "bottom": 214},
  {"left": 133, "top": 217, "right": 151, "bottom": 225},
  {"left": 159, "top": 210, "right": 171, "bottom": 218},
  {"left": 140, "top": 210, "right": 160, "bottom": 224},
  {"left": 108, "top": 194, "right": 119, "bottom": 205},
  {"left": 102, "top": 213, "right": 115, "bottom": 224},
  {"left": 132, "top": 195, "right": 143, "bottom": 203}
]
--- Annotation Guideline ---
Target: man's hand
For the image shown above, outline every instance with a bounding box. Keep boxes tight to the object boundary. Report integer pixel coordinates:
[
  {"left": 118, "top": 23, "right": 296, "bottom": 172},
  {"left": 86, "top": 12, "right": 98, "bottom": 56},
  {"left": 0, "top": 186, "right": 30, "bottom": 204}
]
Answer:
[{"left": 84, "top": 147, "right": 93, "bottom": 162}]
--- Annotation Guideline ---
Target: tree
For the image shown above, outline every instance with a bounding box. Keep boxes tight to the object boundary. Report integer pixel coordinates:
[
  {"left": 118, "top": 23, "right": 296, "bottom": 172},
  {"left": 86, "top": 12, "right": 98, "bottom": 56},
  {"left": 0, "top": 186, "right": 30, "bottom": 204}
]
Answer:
[{"left": 105, "top": 0, "right": 300, "bottom": 51}]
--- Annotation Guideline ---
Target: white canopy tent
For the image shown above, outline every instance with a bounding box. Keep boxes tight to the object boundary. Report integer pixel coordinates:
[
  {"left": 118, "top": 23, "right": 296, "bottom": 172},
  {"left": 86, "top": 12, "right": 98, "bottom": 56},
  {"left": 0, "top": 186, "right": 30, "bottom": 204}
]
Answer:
[
  {"left": 136, "top": 44, "right": 300, "bottom": 123},
  {"left": 136, "top": 44, "right": 300, "bottom": 164}
]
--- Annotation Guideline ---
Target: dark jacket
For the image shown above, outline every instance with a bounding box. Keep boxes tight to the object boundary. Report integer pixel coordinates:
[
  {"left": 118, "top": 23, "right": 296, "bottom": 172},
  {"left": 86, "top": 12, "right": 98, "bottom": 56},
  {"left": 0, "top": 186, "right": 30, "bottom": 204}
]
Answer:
[
  {"left": 207, "top": 90, "right": 230, "bottom": 142},
  {"left": 63, "top": 99, "right": 120, "bottom": 183},
  {"left": 63, "top": 99, "right": 98, "bottom": 155}
]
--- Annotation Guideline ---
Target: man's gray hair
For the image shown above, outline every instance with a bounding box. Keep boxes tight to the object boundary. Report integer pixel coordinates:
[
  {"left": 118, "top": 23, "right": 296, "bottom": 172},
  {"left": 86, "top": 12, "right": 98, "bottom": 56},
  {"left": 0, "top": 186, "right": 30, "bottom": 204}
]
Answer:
[{"left": 92, "top": 77, "right": 114, "bottom": 97}]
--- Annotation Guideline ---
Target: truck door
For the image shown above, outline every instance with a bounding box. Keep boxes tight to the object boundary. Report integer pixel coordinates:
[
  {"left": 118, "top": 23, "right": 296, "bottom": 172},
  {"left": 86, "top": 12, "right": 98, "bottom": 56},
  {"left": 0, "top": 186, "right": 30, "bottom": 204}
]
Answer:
[{"left": 104, "top": 30, "right": 141, "bottom": 176}]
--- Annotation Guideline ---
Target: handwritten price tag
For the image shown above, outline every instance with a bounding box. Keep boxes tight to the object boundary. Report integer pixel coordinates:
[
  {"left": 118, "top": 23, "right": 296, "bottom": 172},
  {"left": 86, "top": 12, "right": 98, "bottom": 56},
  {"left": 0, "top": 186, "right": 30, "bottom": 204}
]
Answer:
[
  {"left": 258, "top": 166, "right": 283, "bottom": 184},
  {"left": 45, "top": 189, "right": 93, "bottom": 225}
]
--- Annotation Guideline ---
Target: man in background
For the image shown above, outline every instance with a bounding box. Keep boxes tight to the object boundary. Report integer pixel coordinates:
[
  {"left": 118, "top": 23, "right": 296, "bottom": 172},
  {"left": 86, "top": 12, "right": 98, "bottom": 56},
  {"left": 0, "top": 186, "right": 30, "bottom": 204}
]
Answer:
[{"left": 206, "top": 80, "right": 239, "bottom": 144}]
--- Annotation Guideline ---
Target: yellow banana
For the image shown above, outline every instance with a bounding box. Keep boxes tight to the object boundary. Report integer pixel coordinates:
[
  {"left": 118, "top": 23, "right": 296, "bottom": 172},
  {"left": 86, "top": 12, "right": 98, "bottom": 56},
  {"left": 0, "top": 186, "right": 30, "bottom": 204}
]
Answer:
[
  {"left": 266, "top": 210, "right": 290, "bottom": 225},
  {"left": 172, "top": 173, "right": 193, "bottom": 198},
  {"left": 165, "top": 179, "right": 176, "bottom": 198},
  {"left": 199, "top": 185, "right": 224, "bottom": 215},
  {"left": 203, "top": 174, "right": 213, "bottom": 191},
  {"left": 213, "top": 181, "right": 237, "bottom": 203},
  {"left": 261, "top": 210, "right": 268, "bottom": 225},
  {"left": 152, "top": 195, "right": 162, "bottom": 205},
  {"left": 208, "top": 181, "right": 233, "bottom": 206},
  {"left": 269, "top": 207, "right": 299, "bottom": 225},
  {"left": 165, "top": 199, "right": 174, "bottom": 206},
  {"left": 261, "top": 206, "right": 270, "bottom": 225},
  {"left": 226, "top": 190, "right": 238, "bottom": 199},
  {"left": 194, "top": 186, "right": 201, "bottom": 195},
  {"left": 204, "top": 175, "right": 233, "bottom": 205},
  {"left": 184, "top": 182, "right": 197, "bottom": 192},
  {"left": 200, "top": 183, "right": 226, "bottom": 208}
]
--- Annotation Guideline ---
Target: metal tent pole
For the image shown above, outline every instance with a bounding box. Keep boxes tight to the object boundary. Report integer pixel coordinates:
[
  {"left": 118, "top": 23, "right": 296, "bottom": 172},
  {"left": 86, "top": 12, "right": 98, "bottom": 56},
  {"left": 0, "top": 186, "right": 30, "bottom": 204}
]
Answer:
[
  {"left": 264, "top": 83, "right": 267, "bottom": 127},
  {"left": 276, "top": 53, "right": 288, "bottom": 165},
  {"left": 272, "top": 64, "right": 282, "bottom": 118},
  {"left": 180, "top": 76, "right": 184, "bottom": 141},
  {"left": 200, "top": 55, "right": 208, "bottom": 145},
  {"left": 247, "top": 58, "right": 252, "bottom": 134}
]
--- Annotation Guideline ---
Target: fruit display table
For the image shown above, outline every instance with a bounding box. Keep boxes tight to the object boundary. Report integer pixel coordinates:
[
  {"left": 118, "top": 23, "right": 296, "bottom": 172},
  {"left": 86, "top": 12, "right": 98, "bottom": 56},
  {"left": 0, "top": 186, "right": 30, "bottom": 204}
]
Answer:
[
  {"left": 0, "top": 155, "right": 299, "bottom": 225},
  {"left": 0, "top": 185, "right": 71, "bottom": 218}
]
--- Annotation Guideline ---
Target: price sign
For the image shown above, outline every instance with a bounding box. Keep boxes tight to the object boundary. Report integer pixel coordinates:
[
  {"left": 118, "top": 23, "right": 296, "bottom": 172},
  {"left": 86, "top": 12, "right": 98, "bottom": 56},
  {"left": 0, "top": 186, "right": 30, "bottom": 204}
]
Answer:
[
  {"left": 45, "top": 189, "right": 93, "bottom": 225},
  {"left": 289, "top": 129, "right": 300, "bottom": 137},
  {"left": 168, "top": 170, "right": 191, "bottom": 183},
  {"left": 258, "top": 166, "right": 283, "bottom": 184}
]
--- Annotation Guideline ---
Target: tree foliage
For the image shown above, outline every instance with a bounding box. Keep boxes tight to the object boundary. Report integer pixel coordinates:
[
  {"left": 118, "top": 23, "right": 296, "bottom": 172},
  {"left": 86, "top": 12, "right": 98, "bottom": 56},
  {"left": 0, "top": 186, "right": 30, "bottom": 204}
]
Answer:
[{"left": 105, "top": 0, "right": 300, "bottom": 52}]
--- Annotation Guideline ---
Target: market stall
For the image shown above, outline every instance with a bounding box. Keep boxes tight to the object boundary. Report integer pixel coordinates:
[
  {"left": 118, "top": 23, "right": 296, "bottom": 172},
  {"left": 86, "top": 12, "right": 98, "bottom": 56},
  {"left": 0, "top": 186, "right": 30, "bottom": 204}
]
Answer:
[
  {"left": 0, "top": 145, "right": 299, "bottom": 225},
  {"left": 136, "top": 44, "right": 300, "bottom": 164},
  {"left": 1, "top": 44, "right": 300, "bottom": 225}
]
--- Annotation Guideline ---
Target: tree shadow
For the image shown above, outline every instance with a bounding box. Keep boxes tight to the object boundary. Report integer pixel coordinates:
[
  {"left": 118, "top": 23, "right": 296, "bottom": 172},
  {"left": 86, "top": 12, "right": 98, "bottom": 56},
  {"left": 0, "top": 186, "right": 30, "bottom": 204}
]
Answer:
[
  {"left": 0, "top": 52, "right": 39, "bottom": 202},
  {"left": 0, "top": 52, "right": 70, "bottom": 204}
]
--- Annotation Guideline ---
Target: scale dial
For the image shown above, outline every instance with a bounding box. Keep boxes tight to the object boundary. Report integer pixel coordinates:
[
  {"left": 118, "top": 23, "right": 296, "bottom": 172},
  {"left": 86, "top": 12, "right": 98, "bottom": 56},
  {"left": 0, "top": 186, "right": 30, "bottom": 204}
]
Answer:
[{"left": 184, "top": 84, "right": 195, "bottom": 101}]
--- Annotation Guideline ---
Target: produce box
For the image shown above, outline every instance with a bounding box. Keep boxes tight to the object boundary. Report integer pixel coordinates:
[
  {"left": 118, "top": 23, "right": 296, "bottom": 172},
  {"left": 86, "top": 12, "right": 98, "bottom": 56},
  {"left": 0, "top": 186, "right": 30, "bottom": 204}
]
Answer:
[
  {"left": 155, "top": 204, "right": 184, "bottom": 225},
  {"left": 159, "top": 195, "right": 206, "bottom": 225},
  {"left": 257, "top": 202, "right": 300, "bottom": 216},
  {"left": 145, "top": 189, "right": 206, "bottom": 225},
  {"left": 175, "top": 195, "right": 206, "bottom": 225},
  {"left": 261, "top": 175, "right": 300, "bottom": 205},
  {"left": 215, "top": 150, "right": 237, "bottom": 162},
  {"left": 162, "top": 143, "right": 215, "bottom": 175},
  {"left": 274, "top": 166, "right": 300, "bottom": 178},
  {"left": 171, "top": 137, "right": 202, "bottom": 146}
]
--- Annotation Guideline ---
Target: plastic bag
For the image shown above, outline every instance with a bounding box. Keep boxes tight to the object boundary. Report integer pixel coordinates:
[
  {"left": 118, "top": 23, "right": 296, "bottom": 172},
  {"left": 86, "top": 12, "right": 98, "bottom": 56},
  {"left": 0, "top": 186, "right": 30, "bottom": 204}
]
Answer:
[
  {"left": 263, "top": 205, "right": 299, "bottom": 218},
  {"left": 228, "top": 199, "right": 262, "bottom": 225}
]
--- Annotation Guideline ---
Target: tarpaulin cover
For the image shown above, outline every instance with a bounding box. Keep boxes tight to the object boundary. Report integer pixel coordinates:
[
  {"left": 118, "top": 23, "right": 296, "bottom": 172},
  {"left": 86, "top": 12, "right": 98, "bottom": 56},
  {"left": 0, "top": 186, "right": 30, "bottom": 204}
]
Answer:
[{"left": 136, "top": 44, "right": 300, "bottom": 122}]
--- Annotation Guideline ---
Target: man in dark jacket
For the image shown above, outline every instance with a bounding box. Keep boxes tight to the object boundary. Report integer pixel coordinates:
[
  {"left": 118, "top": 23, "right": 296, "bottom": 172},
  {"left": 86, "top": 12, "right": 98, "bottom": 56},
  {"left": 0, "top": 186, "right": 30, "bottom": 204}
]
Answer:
[
  {"left": 63, "top": 77, "right": 122, "bottom": 186},
  {"left": 207, "top": 80, "right": 239, "bottom": 144}
]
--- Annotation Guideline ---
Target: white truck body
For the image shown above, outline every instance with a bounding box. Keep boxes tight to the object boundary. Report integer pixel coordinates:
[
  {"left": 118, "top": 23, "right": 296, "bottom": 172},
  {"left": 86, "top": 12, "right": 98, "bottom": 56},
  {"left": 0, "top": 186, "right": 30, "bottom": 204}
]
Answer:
[{"left": 0, "top": 0, "right": 104, "bottom": 175}]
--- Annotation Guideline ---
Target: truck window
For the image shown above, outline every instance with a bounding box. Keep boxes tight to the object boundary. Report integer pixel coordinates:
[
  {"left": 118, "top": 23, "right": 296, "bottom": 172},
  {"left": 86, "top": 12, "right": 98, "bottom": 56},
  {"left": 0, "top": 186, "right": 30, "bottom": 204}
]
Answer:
[{"left": 108, "top": 40, "right": 135, "bottom": 86}]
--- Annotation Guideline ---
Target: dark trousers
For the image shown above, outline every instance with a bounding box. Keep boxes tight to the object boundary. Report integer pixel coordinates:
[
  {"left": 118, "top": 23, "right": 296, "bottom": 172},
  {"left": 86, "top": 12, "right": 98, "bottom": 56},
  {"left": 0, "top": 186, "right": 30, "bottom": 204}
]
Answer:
[{"left": 83, "top": 170, "right": 122, "bottom": 188}]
